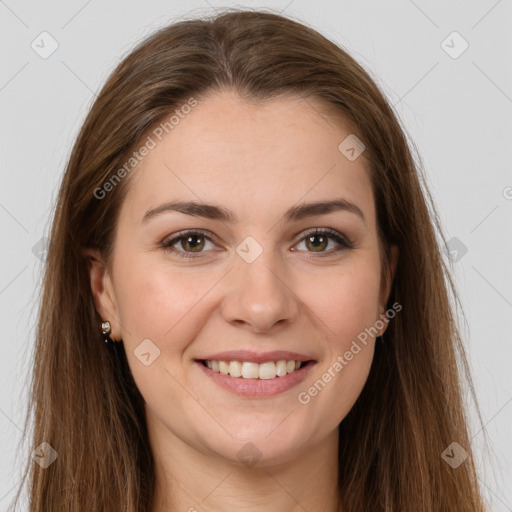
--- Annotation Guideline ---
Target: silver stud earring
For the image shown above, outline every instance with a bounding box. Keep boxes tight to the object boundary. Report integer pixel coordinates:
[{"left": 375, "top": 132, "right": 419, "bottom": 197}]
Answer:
[
  {"left": 101, "top": 320, "right": 119, "bottom": 344},
  {"left": 101, "top": 321, "right": 111, "bottom": 336}
]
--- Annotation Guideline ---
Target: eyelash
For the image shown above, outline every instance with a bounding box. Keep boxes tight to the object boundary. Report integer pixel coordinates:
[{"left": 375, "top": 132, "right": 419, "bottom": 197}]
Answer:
[{"left": 161, "top": 228, "right": 354, "bottom": 259}]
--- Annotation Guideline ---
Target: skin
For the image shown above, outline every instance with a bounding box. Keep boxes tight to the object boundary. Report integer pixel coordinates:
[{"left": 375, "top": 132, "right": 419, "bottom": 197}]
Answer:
[{"left": 85, "top": 89, "right": 398, "bottom": 512}]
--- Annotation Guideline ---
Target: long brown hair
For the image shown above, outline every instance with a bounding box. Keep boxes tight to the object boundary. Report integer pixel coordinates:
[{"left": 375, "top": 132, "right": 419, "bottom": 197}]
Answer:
[{"left": 9, "top": 8, "right": 489, "bottom": 511}]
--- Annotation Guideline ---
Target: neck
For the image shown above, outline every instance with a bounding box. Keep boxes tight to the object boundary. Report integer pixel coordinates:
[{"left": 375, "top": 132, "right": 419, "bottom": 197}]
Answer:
[{"left": 148, "top": 417, "right": 340, "bottom": 512}]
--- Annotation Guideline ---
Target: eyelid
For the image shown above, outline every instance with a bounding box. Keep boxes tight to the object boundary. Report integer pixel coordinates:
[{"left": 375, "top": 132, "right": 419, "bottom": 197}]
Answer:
[
  {"left": 161, "top": 229, "right": 218, "bottom": 259},
  {"left": 297, "top": 227, "right": 353, "bottom": 246},
  {"left": 162, "top": 229, "right": 217, "bottom": 246},
  {"left": 162, "top": 227, "right": 354, "bottom": 258}
]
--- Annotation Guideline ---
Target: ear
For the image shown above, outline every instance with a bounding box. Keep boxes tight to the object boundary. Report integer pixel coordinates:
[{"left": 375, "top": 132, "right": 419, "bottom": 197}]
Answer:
[
  {"left": 378, "top": 244, "right": 399, "bottom": 333},
  {"left": 81, "top": 247, "right": 121, "bottom": 341}
]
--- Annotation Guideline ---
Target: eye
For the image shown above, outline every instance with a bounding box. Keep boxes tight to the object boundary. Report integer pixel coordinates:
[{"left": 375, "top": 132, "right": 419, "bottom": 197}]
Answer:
[
  {"left": 292, "top": 228, "right": 353, "bottom": 256},
  {"left": 162, "top": 228, "right": 353, "bottom": 259},
  {"left": 162, "top": 230, "right": 217, "bottom": 259}
]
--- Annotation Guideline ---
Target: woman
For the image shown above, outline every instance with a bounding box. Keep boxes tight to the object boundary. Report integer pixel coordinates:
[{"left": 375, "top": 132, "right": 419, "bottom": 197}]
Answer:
[{"left": 10, "top": 8, "right": 488, "bottom": 511}]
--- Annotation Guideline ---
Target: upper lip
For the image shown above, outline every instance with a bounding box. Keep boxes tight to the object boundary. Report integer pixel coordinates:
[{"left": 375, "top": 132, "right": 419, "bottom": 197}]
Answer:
[{"left": 196, "top": 350, "right": 315, "bottom": 364}]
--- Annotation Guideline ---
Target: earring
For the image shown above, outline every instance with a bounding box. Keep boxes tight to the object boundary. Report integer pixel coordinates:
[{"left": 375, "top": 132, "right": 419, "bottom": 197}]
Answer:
[{"left": 101, "top": 320, "right": 120, "bottom": 344}]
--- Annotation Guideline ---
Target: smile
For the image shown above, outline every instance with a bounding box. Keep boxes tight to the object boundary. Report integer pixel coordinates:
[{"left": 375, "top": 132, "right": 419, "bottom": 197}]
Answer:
[
  {"left": 195, "top": 359, "right": 316, "bottom": 398},
  {"left": 202, "top": 359, "right": 306, "bottom": 379}
]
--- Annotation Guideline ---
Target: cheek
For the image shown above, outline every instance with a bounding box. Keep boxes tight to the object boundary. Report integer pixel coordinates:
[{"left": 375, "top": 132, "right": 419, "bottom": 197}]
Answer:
[
  {"left": 112, "top": 256, "right": 211, "bottom": 407},
  {"left": 113, "top": 253, "right": 215, "bottom": 351},
  {"left": 304, "top": 259, "right": 382, "bottom": 347},
  {"left": 297, "top": 259, "right": 381, "bottom": 415}
]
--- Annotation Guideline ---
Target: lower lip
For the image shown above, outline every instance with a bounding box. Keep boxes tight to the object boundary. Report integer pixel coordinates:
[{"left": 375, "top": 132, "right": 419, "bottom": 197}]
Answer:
[{"left": 195, "top": 360, "right": 316, "bottom": 398}]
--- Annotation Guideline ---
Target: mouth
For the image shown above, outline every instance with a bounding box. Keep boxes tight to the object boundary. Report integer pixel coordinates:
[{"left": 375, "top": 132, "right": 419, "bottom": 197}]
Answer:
[
  {"left": 194, "top": 358, "right": 317, "bottom": 398},
  {"left": 196, "top": 358, "right": 316, "bottom": 379}
]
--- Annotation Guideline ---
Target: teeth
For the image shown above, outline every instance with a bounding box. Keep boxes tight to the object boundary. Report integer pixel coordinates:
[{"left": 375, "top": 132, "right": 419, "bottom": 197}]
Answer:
[
  {"left": 229, "top": 360, "right": 242, "bottom": 377},
  {"left": 242, "top": 362, "right": 259, "bottom": 379},
  {"left": 203, "top": 359, "right": 305, "bottom": 379},
  {"left": 276, "top": 360, "right": 288, "bottom": 377},
  {"left": 219, "top": 361, "right": 229, "bottom": 375},
  {"left": 258, "top": 362, "right": 276, "bottom": 380}
]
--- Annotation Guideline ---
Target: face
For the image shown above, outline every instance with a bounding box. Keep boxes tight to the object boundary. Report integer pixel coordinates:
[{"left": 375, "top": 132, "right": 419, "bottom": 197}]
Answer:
[{"left": 87, "top": 89, "right": 398, "bottom": 467}]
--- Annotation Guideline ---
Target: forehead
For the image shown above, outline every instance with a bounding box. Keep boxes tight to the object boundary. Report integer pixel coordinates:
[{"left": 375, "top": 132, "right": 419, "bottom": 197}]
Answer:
[{"left": 121, "top": 89, "right": 375, "bottom": 229}]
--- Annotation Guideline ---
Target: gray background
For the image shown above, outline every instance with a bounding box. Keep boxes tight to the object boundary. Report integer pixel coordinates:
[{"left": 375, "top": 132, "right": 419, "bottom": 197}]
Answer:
[{"left": 1, "top": 0, "right": 511, "bottom": 510}]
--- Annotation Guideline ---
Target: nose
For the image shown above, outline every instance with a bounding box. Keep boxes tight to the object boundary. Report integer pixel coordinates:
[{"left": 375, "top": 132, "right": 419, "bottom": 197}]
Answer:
[{"left": 220, "top": 248, "right": 299, "bottom": 334}]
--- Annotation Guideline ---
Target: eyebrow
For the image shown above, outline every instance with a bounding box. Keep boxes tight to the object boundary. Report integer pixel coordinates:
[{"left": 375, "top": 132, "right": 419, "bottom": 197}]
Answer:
[{"left": 141, "top": 198, "right": 366, "bottom": 225}]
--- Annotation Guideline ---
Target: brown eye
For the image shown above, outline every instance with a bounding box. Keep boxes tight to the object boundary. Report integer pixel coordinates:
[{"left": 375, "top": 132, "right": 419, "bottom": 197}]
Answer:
[
  {"left": 162, "top": 231, "right": 216, "bottom": 258},
  {"left": 304, "top": 234, "right": 329, "bottom": 252},
  {"left": 179, "top": 234, "right": 206, "bottom": 252},
  {"left": 293, "top": 228, "right": 353, "bottom": 256}
]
